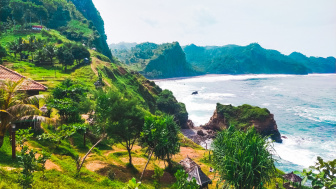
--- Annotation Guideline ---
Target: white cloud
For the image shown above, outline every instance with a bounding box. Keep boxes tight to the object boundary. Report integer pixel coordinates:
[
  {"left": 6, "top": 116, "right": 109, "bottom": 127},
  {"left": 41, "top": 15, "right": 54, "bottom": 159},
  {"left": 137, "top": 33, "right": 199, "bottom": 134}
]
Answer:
[{"left": 92, "top": 0, "right": 336, "bottom": 57}]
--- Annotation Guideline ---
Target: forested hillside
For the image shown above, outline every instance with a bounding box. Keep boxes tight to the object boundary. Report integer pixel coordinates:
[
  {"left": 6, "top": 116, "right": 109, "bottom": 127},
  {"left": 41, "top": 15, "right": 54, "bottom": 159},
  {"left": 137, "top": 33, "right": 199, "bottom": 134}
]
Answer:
[
  {"left": 112, "top": 42, "right": 198, "bottom": 78},
  {"left": 0, "top": 1, "right": 202, "bottom": 188},
  {"left": 183, "top": 43, "right": 335, "bottom": 74},
  {"left": 0, "top": 0, "right": 111, "bottom": 60}
]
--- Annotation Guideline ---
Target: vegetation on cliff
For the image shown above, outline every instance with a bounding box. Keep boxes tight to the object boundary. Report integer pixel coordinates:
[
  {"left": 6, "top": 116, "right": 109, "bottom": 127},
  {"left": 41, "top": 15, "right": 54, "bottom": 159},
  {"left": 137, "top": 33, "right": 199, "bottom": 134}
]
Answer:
[
  {"left": 216, "top": 103, "right": 270, "bottom": 129},
  {"left": 0, "top": 0, "right": 111, "bottom": 60},
  {"left": 183, "top": 43, "right": 335, "bottom": 75},
  {"left": 112, "top": 42, "right": 198, "bottom": 78}
]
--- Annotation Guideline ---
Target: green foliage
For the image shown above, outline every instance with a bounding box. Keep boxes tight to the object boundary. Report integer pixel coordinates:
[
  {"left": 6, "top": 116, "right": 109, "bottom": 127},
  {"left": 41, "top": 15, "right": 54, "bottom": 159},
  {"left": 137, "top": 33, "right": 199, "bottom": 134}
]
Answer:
[
  {"left": 124, "top": 177, "right": 141, "bottom": 189},
  {"left": 216, "top": 103, "right": 270, "bottom": 129},
  {"left": 184, "top": 43, "right": 312, "bottom": 74},
  {"left": 94, "top": 89, "right": 144, "bottom": 165},
  {"left": 294, "top": 156, "right": 336, "bottom": 188},
  {"left": 212, "top": 126, "right": 276, "bottom": 189},
  {"left": 289, "top": 52, "right": 336, "bottom": 73},
  {"left": 48, "top": 78, "right": 91, "bottom": 123},
  {"left": 113, "top": 42, "right": 197, "bottom": 78},
  {"left": 16, "top": 128, "right": 34, "bottom": 147},
  {"left": 152, "top": 166, "right": 164, "bottom": 189},
  {"left": 57, "top": 43, "right": 75, "bottom": 70},
  {"left": 172, "top": 169, "right": 199, "bottom": 189},
  {"left": 157, "top": 90, "right": 188, "bottom": 128},
  {"left": 0, "top": 0, "right": 111, "bottom": 60},
  {"left": 0, "top": 44, "right": 7, "bottom": 63},
  {"left": 37, "top": 125, "right": 76, "bottom": 148},
  {"left": 140, "top": 115, "right": 180, "bottom": 164},
  {"left": 17, "top": 145, "right": 51, "bottom": 189}
]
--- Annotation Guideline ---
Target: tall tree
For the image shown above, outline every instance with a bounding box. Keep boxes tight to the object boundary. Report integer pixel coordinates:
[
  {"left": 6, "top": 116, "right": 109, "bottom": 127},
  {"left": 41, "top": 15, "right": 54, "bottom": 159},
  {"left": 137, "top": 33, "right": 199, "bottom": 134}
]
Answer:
[
  {"left": 72, "top": 44, "right": 90, "bottom": 64},
  {"left": 57, "top": 44, "right": 74, "bottom": 71},
  {"left": 95, "top": 89, "right": 144, "bottom": 165},
  {"left": 44, "top": 43, "right": 57, "bottom": 65},
  {"left": 0, "top": 44, "right": 7, "bottom": 63},
  {"left": 27, "top": 36, "right": 37, "bottom": 62},
  {"left": 47, "top": 79, "right": 90, "bottom": 124},
  {"left": 212, "top": 126, "right": 276, "bottom": 189},
  {"left": 139, "top": 115, "right": 180, "bottom": 181}
]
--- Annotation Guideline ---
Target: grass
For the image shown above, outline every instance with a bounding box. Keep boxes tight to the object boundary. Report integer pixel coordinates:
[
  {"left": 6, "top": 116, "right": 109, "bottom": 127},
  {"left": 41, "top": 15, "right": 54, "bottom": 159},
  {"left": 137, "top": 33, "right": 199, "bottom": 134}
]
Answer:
[
  {"left": 66, "top": 20, "right": 94, "bottom": 40},
  {"left": 0, "top": 135, "right": 19, "bottom": 168}
]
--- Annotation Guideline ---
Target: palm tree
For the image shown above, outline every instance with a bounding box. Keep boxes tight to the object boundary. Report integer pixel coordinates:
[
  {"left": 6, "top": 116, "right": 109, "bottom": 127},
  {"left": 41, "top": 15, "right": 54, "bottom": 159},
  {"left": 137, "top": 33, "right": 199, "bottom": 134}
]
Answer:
[{"left": 0, "top": 79, "right": 47, "bottom": 148}]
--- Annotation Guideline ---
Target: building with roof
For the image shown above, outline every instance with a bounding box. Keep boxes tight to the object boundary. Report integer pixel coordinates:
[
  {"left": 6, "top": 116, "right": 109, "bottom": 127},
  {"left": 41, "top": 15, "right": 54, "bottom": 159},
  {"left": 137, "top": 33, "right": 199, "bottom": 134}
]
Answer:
[
  {"left": 179, "top": 157, "right": 212, "bottom": 188},
  {"left": 32, "top": 25, "right": 43, "bottom": 31},
  {"left": 0, "top": 64, "right": 47, "bottom": 96}
]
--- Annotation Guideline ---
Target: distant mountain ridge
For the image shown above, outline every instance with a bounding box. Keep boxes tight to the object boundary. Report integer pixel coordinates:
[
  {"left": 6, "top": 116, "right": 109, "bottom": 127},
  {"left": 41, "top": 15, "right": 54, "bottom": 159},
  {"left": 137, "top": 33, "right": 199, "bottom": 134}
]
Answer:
[
  {"left": 111, "top": 42, "right": 335, "bottom": 78},
  {"left": 183, "top": 43, "right": 335, "bottom": 75}
]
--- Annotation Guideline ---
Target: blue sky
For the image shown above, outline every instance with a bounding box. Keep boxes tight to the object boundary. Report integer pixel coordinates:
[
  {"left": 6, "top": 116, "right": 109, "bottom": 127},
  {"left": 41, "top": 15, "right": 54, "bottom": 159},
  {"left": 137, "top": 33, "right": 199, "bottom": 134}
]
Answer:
[{"left": 92, "top": 0, "right": 336, "bottom": 57}]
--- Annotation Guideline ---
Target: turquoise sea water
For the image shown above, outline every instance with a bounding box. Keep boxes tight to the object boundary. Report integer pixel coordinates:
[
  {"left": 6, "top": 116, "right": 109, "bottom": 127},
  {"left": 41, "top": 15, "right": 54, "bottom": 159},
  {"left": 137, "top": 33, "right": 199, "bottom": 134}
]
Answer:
[{"left": 154, "top": 74, "right": 336, "bottom": 173}]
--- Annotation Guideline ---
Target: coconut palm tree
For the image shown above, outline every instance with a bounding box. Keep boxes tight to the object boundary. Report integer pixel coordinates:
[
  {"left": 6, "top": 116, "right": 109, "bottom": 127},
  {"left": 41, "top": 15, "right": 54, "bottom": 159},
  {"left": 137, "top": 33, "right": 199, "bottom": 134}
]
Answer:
[{"left": 0, "top": 79, "right": 47, "bottom": 148}]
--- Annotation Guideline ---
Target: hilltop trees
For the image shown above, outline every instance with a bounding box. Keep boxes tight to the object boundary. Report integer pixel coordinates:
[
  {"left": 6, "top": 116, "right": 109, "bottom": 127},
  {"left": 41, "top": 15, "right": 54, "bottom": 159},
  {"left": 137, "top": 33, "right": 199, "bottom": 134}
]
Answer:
[
  {"left": 57, "top": 44, "right": 74, "bottom": 71},
  {"left": 212, "top": 126, "right": 276, "bottom": 189},
  {"left": 95, "top": 90, "right": 144, "bottom": 165},
  {"left": 157, "top": 89, "right": 188, "bottom": 128},
  {"left": 139, "top": 115, "right": 180, "bottom": 181},
  {"left": 0, "top": 44, "right": 7, "bottom": 63},
  {"left": 48, "top": 79, "right": 91, "bottom": 124}
]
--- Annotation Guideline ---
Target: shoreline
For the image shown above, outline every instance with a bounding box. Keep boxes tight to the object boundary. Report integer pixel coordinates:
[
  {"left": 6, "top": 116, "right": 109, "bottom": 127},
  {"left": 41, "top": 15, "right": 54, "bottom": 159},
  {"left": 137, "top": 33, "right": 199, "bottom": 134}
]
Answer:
[{"left": 151, "top": 73, "right": 336, "bottom": 82}]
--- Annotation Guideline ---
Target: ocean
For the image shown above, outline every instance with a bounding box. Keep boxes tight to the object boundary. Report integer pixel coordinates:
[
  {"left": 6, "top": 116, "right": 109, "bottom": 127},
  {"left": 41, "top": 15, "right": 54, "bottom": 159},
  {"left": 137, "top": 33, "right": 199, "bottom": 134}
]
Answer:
[{"left": 154, "top": 74, "right": 336, "bottom": 173}]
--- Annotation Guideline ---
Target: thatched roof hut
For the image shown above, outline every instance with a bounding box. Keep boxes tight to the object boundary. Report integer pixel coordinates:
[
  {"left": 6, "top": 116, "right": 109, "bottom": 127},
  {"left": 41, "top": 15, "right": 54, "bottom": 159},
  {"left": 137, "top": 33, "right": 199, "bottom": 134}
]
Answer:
[
  {"left": 282, "top": 172, "right": 302, "bottom": 183},
  {"left": 179, "top": 157, "right": 212, "bottom": 188}
]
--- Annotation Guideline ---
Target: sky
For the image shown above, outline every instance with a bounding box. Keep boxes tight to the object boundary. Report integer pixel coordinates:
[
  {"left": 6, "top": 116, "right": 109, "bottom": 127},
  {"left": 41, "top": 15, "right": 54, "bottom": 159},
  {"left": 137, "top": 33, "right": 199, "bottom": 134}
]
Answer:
[{"left": 92, "top": 0, "right": 336, "bottom": 57}]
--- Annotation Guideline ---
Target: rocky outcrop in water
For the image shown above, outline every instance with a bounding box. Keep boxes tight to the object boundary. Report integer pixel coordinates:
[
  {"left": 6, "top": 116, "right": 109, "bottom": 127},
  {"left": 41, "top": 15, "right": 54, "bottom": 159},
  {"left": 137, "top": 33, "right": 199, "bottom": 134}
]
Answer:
[{"left": 201, "top": 103, "right": 282, "bottom": 143}]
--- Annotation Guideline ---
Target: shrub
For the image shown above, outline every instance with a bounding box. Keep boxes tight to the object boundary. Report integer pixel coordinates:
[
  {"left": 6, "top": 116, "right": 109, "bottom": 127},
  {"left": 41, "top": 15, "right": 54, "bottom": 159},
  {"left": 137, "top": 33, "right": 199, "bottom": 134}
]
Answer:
[{"left": 212, "top": 126, "right": 276, "bottom": 189}]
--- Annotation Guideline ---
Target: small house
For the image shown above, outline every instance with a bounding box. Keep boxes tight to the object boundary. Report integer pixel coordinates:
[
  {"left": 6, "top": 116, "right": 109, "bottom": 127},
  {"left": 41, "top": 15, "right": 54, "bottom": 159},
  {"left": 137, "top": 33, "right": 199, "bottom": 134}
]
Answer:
[
  {"left": 0, "top": 65, "right": 47, "bottom": 96},
  {"left": 32, "top": 25, "right": 43, "bottom": 31},
  {"left": 179, "top": 157, "right": 212, "bottom": 188}
]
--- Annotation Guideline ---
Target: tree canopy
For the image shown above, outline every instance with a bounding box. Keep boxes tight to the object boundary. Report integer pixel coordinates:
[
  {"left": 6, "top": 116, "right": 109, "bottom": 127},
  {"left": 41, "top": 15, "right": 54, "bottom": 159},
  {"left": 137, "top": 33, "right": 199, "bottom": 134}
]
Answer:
[{"left": 94, "top": 89, "right": 144, "bottom": 165}]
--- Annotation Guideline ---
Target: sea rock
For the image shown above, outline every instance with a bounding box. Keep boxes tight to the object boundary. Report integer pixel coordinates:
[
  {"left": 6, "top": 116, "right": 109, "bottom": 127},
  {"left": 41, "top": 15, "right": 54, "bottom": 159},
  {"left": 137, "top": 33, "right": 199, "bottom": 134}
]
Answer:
[
  {"left": 186, "top": 119, "right": 195, "bottom": 129},
  {"left": 202, "top": 104, "right": 283, "bottom": 143},
  {"left": 197, "top": 130, "right": 205, "bottom": 136}
]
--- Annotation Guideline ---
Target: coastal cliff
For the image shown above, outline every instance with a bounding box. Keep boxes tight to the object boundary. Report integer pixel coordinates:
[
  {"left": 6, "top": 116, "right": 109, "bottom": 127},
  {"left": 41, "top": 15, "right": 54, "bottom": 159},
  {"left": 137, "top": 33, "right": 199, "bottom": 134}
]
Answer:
[{"left": 202, "top": 103, "right": 282, "bottom": 143}]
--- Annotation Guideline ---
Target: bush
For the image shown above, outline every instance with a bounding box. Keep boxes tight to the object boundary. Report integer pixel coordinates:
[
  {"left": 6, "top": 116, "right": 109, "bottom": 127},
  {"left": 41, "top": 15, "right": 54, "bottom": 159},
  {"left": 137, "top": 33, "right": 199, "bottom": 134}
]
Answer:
[
  {"left": 212, "top": 126, "right": 276, "bottom": 189},
  {"left": 172, "top": 169, "right": 198, "bottom": 189}
]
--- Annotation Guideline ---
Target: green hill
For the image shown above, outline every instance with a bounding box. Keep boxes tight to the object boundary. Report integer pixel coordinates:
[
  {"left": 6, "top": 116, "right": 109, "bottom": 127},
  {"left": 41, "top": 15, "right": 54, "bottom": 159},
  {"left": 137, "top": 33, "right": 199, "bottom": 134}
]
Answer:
[
  {"left": 0, "top": 0, "right": 111, "bottom": 60},
  {"left": 112, "top": 42, "right": 199, "bottom": 78},
  {"left": 183, "top": 43, "right": 335, "bottom": 75},
  {"left": 0, "top": 1, "right": 198, "bottom": 188}
]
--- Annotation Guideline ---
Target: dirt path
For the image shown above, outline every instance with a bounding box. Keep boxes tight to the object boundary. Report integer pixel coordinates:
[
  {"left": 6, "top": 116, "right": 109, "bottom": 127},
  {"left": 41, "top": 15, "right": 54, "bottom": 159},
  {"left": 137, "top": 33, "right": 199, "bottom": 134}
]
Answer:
[{"left": 90, "top": 58, "right": 111, "bottom": 87}]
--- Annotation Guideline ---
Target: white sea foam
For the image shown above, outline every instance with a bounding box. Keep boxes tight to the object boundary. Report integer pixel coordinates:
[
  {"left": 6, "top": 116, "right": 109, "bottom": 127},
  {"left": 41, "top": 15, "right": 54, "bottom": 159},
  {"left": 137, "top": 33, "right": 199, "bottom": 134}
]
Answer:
[
  {"left": 274, "top": 135, "right": 336, "bottom": 169},
  {"left": 291, "top": 106, "right": 336, "bottom": 123},
  {"left": 199, "top": 93, "right": 236, "bottom": 100},
  {"left": 273, "top": 136, "right": 318, "bottom": 168},
  {"left": 177, "top": 74, "right": 296, "bottom": 83}
]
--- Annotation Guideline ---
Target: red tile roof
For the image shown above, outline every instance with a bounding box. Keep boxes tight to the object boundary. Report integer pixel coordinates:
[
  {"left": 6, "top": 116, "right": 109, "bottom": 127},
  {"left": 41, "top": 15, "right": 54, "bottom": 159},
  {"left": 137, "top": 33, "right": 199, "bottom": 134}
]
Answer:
[{"left": 0, "top": 65, "right": 47, "bottom": 91}]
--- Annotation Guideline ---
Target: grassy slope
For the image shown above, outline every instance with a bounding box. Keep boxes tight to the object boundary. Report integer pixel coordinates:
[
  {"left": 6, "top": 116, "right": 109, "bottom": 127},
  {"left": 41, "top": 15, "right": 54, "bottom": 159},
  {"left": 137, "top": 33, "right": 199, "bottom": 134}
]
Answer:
[{"left": 0, "top": 31, "right": 288, "bottom": 189}]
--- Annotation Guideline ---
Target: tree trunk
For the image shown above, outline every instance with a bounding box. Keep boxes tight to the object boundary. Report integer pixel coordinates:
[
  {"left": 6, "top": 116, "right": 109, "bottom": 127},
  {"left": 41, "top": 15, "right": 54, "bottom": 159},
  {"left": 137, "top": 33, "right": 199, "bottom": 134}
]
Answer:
[
  {"left": 140, "top": 150, "right": 153, "bottom": 181},
  {"left": 77, "top": 136, "right": 105, "bottom": 173},
  {"left": 167, "top": 156, "right": 173, "bottom": 170},
  {"left": 127, "top": 147, "right": 132, "bottom": 165},
  {"left": 0, "top": 134, "right": 4, "bottom": 148}
]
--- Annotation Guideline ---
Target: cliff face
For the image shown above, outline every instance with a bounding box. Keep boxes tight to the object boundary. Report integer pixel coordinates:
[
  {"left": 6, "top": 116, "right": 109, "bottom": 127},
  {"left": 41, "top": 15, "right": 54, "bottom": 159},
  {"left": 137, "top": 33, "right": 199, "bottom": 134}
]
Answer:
[
  {"left": 71, "top": 0, "right": 113, "bottom": 60},
  {"left": 143, "top": 42, "right": 196, "bottom": 78},
  {"left": 203, "top": 103, "right": 282, "bottom": 143}
]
